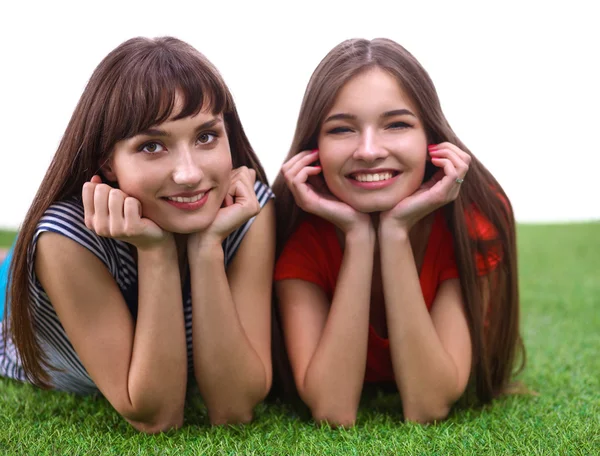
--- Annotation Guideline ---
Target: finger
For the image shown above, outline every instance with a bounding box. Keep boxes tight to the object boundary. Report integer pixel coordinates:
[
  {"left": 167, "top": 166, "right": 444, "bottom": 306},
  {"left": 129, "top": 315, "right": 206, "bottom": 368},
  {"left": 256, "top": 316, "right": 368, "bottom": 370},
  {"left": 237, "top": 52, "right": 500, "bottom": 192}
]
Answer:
[
  {"left": 281, "top": 150, "right": 316, "bottom": 173},
  {"left": 245, "top": 168, "right": 257, "bottom": 188},
  {"left": 230, "top": 166, "right": 245, "bottom": 179},
  {"left": 224, "top": 176, "right": 241, "bottom": 207},
  {"left": 285, "top": 153, "right": 322, "bottom": 188},
  {"left": 228, "top": 179, "right": 259, "bottom": 216},
  {"left": 235, "top": 179, "right": 260, "bottom": 214},
  {"left": 82, "top": 182, "right": 97, "bottom": 229},
  {"left": 430, "top": 158, "right": 460, "bottom": 205},
  {"left": 93, "top": 184, "right": 111, "bottom": 236},
  {"left": 293, "top": 180, "right": 320, "bottom": 211},
  {"left": 420, "top": 169, "right": 445, "bottom": 191},
  {"left": 108, "top": 189, "right": 126, "bottom": 236},
  {"left": 292, "top": 169, "right": 327, "bottom": 210},
  {"left": 435, "top": 150, "right": 469, "bottom": 181},
  {"left": 430, "top": 149, "right": 467, "bottom": 178},
  {"left": 430, "top": 143, "right": 471, "bottom": 168},
  {"left": 124, "top": 197, "right": 142, "bottom": 235},
  {"left": 288, "top": 166, "right": 323, "bottom": 200},
  {"left": 292, "top": 165, "right": 322, "bottom": 187},
  {"left": 235, "top": 166, "right": 256, "bottom": 191},
  {"left": 90, "top": 175, "right": 103, "bottom": 184},
  {"left": 282, "top": 150, "right": 319, "bottom": 175}
]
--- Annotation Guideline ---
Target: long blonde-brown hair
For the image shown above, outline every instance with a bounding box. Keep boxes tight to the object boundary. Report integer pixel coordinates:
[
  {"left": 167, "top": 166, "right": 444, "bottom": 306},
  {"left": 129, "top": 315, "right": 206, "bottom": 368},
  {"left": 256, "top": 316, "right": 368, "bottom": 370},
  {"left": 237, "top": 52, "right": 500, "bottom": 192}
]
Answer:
[
  {"left": 4, "top": 36, "right": 268, "bottom": 388},
  {"left": 271, "top": 38, "right": 524, "bottom": 403}
]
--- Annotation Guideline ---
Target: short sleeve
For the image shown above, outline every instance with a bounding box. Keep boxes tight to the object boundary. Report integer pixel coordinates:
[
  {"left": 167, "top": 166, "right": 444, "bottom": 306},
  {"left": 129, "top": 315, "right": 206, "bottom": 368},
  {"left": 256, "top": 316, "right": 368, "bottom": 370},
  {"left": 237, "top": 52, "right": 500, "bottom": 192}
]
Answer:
[
  {"left": 31, "top": 199, "right": 120, "bottom": 279},
  {"left": 437, "top": 208, "right": 503, "bottom": 282},
  {"left": 274, "top": 219, "right": 330, "bottom": 291},
  {"left": 223, "top": 180, "right": 275, "bottom": 265},
  {"left": 466, "top": 209, "right": 503, "bottom": 275}
]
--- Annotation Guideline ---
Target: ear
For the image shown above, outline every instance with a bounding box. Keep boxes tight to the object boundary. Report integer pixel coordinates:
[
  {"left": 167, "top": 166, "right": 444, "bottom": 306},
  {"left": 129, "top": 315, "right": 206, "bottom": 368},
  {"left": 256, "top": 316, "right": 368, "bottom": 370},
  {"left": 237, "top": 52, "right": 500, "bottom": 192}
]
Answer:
[{"left": 100, "top": 159, "right": 117, "bottom": 182}]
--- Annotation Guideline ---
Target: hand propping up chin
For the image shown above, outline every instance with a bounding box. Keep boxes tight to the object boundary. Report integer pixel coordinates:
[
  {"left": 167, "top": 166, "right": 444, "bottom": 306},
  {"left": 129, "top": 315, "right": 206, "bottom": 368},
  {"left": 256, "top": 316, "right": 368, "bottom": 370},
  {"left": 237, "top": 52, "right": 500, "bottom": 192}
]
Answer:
[
  {"left": 282, "top": 149, "right": 372, "bottom": 237},
  {"left": 189, "top": 166, "right": 260, "bottom": 250},
  {"left": 379, "top": 142, "right": 470, "bottom": 234},
  {"left": 82, "top": 175, "right": 171, "bottom": 251}
]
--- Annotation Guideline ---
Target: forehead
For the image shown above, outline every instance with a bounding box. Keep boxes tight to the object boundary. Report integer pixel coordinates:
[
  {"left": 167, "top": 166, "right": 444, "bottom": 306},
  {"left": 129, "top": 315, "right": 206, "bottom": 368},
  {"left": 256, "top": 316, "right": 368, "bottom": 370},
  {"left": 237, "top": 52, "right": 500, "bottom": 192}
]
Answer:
[
  {"left": 329, "top": 67, "right": 417, "bottom": 114},
  {"left": 153, "top": 91, "right": 221, "bottom": 126}
]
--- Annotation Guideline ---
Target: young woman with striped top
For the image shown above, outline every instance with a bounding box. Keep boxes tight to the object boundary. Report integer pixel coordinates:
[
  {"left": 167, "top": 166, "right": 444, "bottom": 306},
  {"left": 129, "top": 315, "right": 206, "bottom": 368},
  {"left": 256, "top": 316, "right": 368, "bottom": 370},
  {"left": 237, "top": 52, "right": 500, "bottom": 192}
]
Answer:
[{"left": 0, "top": 37, "right": 274, "bottom": 433}]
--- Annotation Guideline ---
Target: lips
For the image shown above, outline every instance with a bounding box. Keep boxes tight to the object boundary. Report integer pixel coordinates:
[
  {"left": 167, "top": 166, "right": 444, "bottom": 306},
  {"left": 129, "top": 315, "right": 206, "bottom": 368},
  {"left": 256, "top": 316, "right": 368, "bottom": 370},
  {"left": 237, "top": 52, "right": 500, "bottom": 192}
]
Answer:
[
  {"left": 165, "top": 193, "right": 205, "bottom": 203},
  {"left": 162, "top": 189, "right": 211, "bottom": 211},
  {"left": 348, "top": 170, "right": 399, "bottom": 182}
]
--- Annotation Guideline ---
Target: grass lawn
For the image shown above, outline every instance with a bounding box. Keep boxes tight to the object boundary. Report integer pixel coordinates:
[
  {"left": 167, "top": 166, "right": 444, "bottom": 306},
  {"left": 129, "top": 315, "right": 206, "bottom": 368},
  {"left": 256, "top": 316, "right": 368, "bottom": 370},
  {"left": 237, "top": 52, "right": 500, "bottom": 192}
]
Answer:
[
  {"left": 1, "top": 223, "right": 599, "bottom": 455},
  {"left": 0, "top": 230, "right": 17, "bottom": 249}
]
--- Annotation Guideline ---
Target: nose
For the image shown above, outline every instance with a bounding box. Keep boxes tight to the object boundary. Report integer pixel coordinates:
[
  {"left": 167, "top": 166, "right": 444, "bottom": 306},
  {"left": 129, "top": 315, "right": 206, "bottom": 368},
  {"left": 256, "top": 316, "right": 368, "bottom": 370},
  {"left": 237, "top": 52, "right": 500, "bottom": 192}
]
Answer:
[
  {"left": 353, "top": 128, "right": 387, "bottom": 162},
  {"left": 172, "top": 147, "right": 203, "bottom": 187}
]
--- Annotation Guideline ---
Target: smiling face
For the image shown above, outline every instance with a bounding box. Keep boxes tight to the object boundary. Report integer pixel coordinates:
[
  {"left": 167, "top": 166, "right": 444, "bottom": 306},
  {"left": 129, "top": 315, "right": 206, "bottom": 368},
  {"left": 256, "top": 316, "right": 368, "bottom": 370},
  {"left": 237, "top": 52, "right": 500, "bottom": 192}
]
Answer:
[
  {"left": 317, "top": 67, "right": 429, "bottom": 213},
  {"left": 104, "top": 96, "right": 232, "bottom": 234}
]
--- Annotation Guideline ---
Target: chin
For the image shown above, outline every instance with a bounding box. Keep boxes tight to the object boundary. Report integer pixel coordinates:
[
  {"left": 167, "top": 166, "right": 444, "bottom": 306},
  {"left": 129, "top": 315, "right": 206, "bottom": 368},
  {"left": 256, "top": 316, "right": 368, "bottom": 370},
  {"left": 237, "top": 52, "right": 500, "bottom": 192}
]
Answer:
[
  {"left": 154, "top": 215, "right": 219, "bottom": 235},
  {"left": 348, "top": 198, "right": 399, "bottom": 214}
]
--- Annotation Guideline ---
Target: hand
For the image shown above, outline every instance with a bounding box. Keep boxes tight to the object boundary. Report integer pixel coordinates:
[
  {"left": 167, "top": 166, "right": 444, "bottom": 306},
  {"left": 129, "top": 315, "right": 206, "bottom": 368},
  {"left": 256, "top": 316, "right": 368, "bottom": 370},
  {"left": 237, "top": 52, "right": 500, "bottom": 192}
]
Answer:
[
  {"left": 282, "top": 150, "right": 372, "bottom": 235},
  {"left": 82, "top": 175, "right": 171, "bottom": 250},
  {"left": 190, "top": 166, "right": 260, "bottom": 249},
  {"left": 380, "top": 142, "right": 470, "bottom": 233}
]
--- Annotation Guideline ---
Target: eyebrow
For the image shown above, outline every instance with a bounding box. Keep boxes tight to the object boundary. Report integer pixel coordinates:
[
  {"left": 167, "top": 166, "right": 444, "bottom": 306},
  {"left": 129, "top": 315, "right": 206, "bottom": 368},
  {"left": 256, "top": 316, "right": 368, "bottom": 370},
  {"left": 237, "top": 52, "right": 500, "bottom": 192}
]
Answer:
[
  {"left": 323, "top": 109, "right": 416, "bottom": 124},
  {"left": 381, "top": 109, "right": 416, "bottom": 119},
  {"left": 137, "top": 118, "right": 222, "bottom": 137}
]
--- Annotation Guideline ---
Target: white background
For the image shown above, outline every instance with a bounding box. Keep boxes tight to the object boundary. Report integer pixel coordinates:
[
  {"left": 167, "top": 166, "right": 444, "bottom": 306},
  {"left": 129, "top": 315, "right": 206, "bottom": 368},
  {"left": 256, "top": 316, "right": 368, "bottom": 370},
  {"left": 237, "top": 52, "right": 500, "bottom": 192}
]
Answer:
[{"left": 0, "top": 0, "right": 598, "bottom": 229}]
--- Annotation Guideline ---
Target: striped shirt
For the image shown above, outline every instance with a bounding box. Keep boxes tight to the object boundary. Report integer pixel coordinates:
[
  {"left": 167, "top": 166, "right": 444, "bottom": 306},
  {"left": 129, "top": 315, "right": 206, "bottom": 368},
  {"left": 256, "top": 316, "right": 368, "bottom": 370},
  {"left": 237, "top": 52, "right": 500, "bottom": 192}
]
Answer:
[{"left": 0, "top": 181, "right": 273, "bottom": 394}]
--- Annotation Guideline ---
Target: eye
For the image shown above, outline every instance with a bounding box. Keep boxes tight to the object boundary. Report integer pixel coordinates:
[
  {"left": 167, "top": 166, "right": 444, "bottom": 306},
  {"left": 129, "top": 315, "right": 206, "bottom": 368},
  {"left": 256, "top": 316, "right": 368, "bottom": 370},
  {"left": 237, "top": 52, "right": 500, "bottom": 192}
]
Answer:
[
  {"left": 387, "top": 121, "right": 411, "bottom": 130},
  {"left": 139, "top": 142, "right": 165, "bottom": 154},
  {"left": 327, "top": 126, "right": 353, "bottom": 135},
  {"left": 197, "top": 132, "right": 217, "bottom": 144}
]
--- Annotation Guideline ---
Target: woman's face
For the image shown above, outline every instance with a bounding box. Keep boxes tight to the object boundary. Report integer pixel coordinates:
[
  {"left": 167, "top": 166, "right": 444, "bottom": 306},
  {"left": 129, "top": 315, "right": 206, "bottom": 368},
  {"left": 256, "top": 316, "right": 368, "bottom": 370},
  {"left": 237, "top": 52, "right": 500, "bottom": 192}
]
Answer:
[
  {"left": 317, "top": 67, "right": 429, "bottom": 213},
  {"left": 105, "top": 95, "right": 232, "bottom": 234}
]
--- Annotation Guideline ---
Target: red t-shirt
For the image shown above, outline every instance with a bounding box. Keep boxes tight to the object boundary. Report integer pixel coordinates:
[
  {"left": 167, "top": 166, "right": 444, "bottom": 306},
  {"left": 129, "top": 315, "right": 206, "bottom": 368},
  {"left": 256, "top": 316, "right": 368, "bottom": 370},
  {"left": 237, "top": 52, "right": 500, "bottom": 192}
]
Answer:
[{"left": 274, "top": 209, "right": 502, "bottom": 383}]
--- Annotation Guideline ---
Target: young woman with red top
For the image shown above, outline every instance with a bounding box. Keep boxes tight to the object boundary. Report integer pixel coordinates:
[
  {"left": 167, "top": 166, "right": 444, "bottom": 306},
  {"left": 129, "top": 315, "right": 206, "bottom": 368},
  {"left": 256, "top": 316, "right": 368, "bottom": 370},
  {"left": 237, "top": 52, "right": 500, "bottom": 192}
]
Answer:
[{"left": 272, "top": 38, "right": 524, "bottom": 426}]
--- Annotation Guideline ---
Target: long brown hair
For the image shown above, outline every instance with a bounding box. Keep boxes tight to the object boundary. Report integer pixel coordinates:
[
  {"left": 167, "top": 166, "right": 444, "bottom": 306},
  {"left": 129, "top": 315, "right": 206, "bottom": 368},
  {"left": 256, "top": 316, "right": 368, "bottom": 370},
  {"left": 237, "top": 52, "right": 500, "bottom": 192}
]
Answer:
[
  {"left": 4, "top": 36, "right": 268, "bottom": 387},
  {"left": 271, "top": 38, "right": 524, "bottom": 403}
]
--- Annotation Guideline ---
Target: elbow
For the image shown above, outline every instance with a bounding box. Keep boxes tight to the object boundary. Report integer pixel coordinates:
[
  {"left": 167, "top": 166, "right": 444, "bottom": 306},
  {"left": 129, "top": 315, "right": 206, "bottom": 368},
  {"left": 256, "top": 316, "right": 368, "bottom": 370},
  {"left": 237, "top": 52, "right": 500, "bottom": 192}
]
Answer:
[
  {"left": 117, "top": 398, "right": 185, "bottom": 434},
  {"left": 403, "top": 403, "right": 451, "bottom": 424},
  {"left": 126, "top": 412, "right": 184, "bottom": 434},
  {"left": 208, "top": 407, "right": 254, "bottom": 426},
  {"left": 311, "top": 404, "right": 358, "bottom": 428}
]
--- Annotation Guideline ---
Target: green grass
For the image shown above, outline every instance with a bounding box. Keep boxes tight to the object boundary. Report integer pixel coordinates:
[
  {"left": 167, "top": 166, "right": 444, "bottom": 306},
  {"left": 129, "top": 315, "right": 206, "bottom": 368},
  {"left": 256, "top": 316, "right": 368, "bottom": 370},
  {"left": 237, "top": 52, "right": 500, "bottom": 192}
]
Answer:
[
  {"left": 1, "top": 223, "right": 599, "bottom": 455},
  {"left": 0, "top": 230, "right": 17, "bottom": 248}
]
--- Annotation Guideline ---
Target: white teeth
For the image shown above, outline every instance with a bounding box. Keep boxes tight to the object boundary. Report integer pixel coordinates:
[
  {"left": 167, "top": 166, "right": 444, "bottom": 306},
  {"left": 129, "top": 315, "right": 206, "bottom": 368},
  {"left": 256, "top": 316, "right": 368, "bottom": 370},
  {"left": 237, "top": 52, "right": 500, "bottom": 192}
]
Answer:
[
  {"left": 167, "top": 193, "right": 205, "bottom": 203},
  {"left": 354, "top": 172, "right": 393, "bottom": 182}
]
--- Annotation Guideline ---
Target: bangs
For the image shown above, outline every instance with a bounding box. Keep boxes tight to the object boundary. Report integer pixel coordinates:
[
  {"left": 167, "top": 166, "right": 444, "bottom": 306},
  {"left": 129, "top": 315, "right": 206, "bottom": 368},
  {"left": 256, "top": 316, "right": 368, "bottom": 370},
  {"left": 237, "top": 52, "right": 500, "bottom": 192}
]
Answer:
[{"left": 101, "top": 38, "right": 231, "bottom": 145}]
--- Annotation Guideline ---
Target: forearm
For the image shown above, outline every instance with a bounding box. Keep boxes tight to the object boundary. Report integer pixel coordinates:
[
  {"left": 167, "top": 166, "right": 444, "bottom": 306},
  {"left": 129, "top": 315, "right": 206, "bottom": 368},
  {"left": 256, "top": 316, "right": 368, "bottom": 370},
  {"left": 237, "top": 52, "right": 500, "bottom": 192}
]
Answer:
[
  {"left": 189, "top": 243, "right": 268, "bottom": 422},
  {"left": 302, "top": 230, "right": 374, "bottom": 420},
  {"left": 126, "top": 244, "right": 187, "bottom": 423},
  {"left": 380, "top": 231, "right": 464, "bottom": 421}
]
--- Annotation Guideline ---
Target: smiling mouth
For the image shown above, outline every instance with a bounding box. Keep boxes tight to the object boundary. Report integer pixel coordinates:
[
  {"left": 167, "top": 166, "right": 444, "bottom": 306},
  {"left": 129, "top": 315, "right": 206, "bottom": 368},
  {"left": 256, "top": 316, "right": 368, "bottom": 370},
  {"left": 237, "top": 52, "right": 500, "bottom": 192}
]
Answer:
[
  {"left": 349, "top": 171, "right": 398, "bottom": 182},
  {"left": 164, "top": 193, "right": 206, "bottom": 203}
]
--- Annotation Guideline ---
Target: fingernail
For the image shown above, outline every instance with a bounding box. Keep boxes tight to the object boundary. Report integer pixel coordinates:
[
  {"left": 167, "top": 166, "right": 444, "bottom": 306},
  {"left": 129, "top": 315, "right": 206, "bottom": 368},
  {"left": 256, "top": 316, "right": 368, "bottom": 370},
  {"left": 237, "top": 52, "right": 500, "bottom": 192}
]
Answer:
[{"left": 427, "top": 144, "right": 437, "bottom": 150}]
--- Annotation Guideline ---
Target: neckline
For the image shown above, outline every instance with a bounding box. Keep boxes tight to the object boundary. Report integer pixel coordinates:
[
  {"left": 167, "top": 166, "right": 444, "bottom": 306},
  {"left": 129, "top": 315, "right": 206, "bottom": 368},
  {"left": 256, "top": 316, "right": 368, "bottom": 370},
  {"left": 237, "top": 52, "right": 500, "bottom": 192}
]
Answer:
[{"left": 326, "top": 211, "right": 444, "bottom": 274}]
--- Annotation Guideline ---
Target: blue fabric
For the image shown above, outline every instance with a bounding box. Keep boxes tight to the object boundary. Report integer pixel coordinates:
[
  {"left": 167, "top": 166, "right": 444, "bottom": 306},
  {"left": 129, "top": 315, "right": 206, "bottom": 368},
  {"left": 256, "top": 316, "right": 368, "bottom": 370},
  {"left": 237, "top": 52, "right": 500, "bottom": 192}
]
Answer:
[{"left": 0, "top": 246, "right": 14, "bottom": 322}]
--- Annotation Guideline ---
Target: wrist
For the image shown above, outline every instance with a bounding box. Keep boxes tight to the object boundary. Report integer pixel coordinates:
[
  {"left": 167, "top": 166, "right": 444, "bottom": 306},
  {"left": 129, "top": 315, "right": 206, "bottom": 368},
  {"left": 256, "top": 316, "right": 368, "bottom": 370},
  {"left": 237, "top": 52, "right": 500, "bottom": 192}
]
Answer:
[
  {"left": 136, "top": 236, "right": 177, "bottom": 257},
  {"left": 188, "top": 237, "right": 224, "bottom": 265},
  {"left": 345, "top": 224, "right": 376, "bottom": 248},
  {"left": 378, "top": 218, "right": 410, "bottom": 245}
]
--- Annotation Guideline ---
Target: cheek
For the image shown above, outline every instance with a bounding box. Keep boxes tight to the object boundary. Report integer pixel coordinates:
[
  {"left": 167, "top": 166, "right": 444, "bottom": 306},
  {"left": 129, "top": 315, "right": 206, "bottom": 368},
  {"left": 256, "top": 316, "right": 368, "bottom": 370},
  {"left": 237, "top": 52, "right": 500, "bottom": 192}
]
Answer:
[
  {"left": 209, "top": 152, "right": 233, "bottom": 198},
  {"left": 113, "top": 163, "right": 162, "bottom": 201},
  {"left": 317, "top": 154, "right": 341, "bottom": 190}
]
